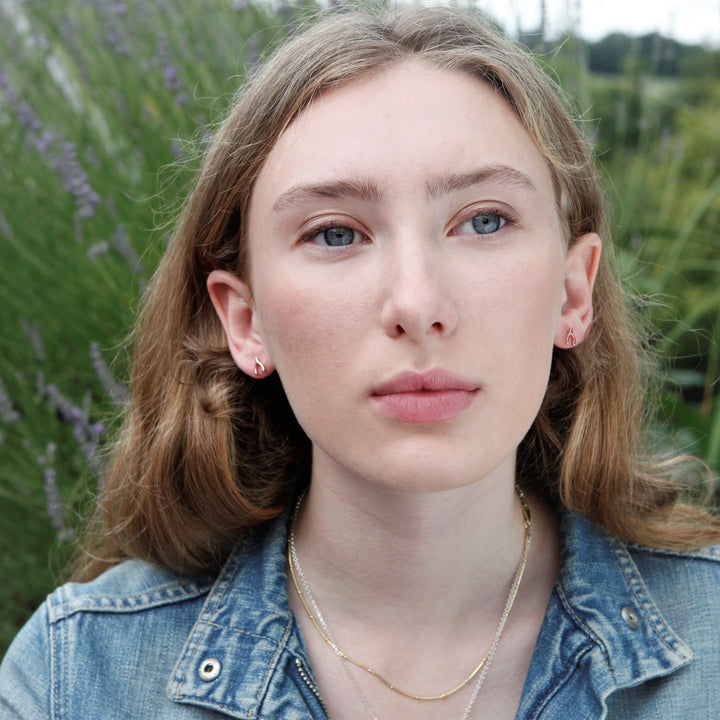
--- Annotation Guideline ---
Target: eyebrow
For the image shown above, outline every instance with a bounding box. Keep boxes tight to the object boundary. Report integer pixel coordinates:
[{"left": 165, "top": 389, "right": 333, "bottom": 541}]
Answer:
[
  {"left": 425, "top": 165, "right": 537, "bottom": 199},
  {"left": 271, "top": 164, "right": 536, "bottom": 213},
  {"left": 272, "top": 178, "right": 384, "bottom": 212}
]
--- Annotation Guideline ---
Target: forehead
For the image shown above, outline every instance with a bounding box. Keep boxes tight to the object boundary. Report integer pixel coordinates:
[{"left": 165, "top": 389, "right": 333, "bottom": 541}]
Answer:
[{"left": 252, "top": 60, "right": 556, "bottom": 209}]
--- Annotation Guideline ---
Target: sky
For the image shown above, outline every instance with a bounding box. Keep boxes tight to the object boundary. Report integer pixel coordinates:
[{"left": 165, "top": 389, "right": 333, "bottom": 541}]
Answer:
[{"left": 478, "top": 0, "right": 720, "bottom": 46}]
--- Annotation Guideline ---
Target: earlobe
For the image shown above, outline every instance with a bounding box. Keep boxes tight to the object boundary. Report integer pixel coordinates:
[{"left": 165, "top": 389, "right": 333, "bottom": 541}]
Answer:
[
  {"left": 554, "top": 233, "right": 602, "bottom": 348},
  {"left": 206, "top": 270, "right": 274, "bottom": 377}
]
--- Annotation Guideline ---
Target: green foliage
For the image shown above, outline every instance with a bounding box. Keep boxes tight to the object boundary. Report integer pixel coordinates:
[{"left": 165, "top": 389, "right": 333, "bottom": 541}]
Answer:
[
  {"left": 0, "top": 2, "right": 718, "bottom": 656},
  {"left": 589, "top": 76, "right": 719, "bottom": 473},
  {"left": 0, "top": 0, "right": 317, "bottom": 655},
  {"left": 587, "top": 32, "right": 698, "bottom": 77}
]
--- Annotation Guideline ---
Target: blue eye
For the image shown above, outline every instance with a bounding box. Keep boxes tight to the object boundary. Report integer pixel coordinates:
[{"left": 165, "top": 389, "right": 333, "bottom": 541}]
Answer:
[
  {"left": 308, "top": 225, "right": 361, "bottom": 247},
  {"left": 452, "top": 210, "right": 510, "bottom": 237},
  {"left": 471, "top": 213, "right": 504, "bottom": 234}
]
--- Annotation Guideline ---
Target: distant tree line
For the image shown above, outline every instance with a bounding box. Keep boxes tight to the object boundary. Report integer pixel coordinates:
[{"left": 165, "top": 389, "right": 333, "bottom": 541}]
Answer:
[{"left": 520, "top": 30, "right": 720, "bottom": 78}]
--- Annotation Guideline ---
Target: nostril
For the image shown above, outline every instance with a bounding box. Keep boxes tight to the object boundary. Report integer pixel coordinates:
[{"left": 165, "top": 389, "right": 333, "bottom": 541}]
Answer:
[{"left": 380, "top": 270, "right": 457, "bottom": 341}]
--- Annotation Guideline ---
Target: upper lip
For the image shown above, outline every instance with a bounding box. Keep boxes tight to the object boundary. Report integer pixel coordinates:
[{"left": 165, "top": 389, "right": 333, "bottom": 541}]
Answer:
[{"left": 372, "top": 369, "right": 478, "bottom": 395}]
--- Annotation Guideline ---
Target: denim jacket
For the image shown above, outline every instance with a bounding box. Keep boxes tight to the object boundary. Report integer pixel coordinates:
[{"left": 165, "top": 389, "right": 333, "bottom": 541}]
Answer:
[{"left": 2, "top": 509, "right": 720, "bottom": 719}]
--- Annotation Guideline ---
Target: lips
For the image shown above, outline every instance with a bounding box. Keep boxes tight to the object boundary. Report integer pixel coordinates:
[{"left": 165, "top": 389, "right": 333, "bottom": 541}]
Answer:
[{"left": 370, "top": 369, "right": 478, "bottom": 423}]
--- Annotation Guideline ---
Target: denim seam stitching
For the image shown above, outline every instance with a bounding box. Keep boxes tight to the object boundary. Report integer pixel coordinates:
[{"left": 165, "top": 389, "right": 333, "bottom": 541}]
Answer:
[
  {"left": 526, "top": 643, "right": 596, "bottom": 720},
  {"left": 609, "top": 538, "right": 688, "bottom": 659},
  {"left": 556, "top": 579, "right": 613, "bottom": 673},
  {"left": 51, "top": 583, "right": 212, "bottom": 620},
  {"left": 199, "top": 620, "right": 283, "bottom": 644},
  {"left": 254, "top": 616, "right": 295, "bottom": 720},
  {"left": 49, "top": 606, "right": 59, "bottom": 720}
]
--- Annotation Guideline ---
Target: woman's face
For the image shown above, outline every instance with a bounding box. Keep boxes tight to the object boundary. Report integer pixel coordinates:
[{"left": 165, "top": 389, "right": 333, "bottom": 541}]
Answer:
[{"left": 211, "top": 61, "right": 598, "bottom": 493}]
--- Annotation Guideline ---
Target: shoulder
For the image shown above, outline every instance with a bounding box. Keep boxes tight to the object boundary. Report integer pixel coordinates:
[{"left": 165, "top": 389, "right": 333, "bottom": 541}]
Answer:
[
  {"left": 0, "top": 559, "right": 214, "bottom": 719},
  {"left": 623, "top": 540, "right": 720, "bottom": 636},
  {"left": 606, "top": 541, "right": 720, "bottom": 718},
  {"left": 560, "top": 508, "right": 720, "bottom": 579},
  {"left": 0, "top": 515, "right": 294, "bottom": 719},
  {"left": 562, "top": 510, "right": 720, "bottom": 622},
  {"left": 557, "top": 510, "right": 720, "bottom": 669},
  {"left": 626, "top": 540, "right": 720, "bottom": 565},
  {"left": 551, "top": 511, "right": 720, "bottom": 718},
  {"left": 46, "top": 559, "right": 214, "bottom": 622}
]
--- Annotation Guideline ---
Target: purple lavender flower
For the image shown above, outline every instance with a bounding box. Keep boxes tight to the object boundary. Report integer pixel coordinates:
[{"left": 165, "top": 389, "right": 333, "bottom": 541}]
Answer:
[
  {"left": 87, "top": 239, "right": 110, "bottom": 260},
  {"left": 90, "top": 342, "right": 128, "bottom": 404},
  {"left": 111, "top": 223, "right": 145, "bottom": 277},
  {"left": 95, "top": 0, "right": 132, "bottom": 54},
  {"left": 154, "top": 34, "right": 188, "bottom": 106},
  {"left": 246, "top": 34, "right": 263, "bottom": 78},
  {"left": 278, "top": 3, "right": 299, "bottom": 35},
  {"left": 106, "top": 30, "right": 130, "bottom": 56},
  {"left": 15, "top": 100, "right": 43, "bottom": 133},
  {"left": 170, "top": 138, "right": 185, "bottom": 162},
  {"left": 0, "top": 377, "right": 21, "bottom": 424},
  {"left": 1, "top": 78, "right": 101, "bottom": 221},
  {"left": 0, "top": 210, "right": 13, "bottom": 239},
  {"left": 163, "top": 64, "right": 179, "bottom": 91},
  {"left": 34, "top": 130, "right": 54, "bottom": 153},
  {"left": 36, "top": 442, "right": 71, "bottom": 538},
  {"left": 44, "top": 140, "right": 101, "bottom": 220},
  {"left": 20, "top": 319, "right": 46, "bottom": 363},
  {"left": 42, "top": 382, "right": 105, "bottom": 479},
  {"left": 43, "top": 467, "right": 67, "bottom": 531}
]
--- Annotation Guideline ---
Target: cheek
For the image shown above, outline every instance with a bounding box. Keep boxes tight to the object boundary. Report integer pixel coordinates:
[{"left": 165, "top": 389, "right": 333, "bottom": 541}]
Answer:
[
  {"left": 487, "top": 250, "right": 565, "bottom": 388},
  {"left": 478, "top": 248, "right": 565, "bottom": 340},
  {"left": 254, "top": 274, "right": 367, "bottom": 386},
  {"left": 253, "top": 275, "right": 373, "bottom": 449}
]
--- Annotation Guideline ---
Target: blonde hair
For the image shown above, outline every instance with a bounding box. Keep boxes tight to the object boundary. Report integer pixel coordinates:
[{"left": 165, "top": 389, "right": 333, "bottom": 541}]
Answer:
[{"left": 76, "top": 5, "right": 719, "bottom": 580}]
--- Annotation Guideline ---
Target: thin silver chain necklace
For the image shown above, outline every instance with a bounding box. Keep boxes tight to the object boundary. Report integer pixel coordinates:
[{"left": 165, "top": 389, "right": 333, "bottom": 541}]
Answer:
[{"left": 288, "top": 489, "right": 532, "bottom": 720}]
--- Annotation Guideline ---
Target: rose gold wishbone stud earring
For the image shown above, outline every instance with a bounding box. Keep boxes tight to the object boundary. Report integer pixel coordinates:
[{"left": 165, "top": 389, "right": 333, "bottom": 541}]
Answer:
[
  {"left": 254, "top": 356, "right": 266, "bottom": 376},
  {"left": 565, "top": 327, "right": 577, "bottom": 348}
]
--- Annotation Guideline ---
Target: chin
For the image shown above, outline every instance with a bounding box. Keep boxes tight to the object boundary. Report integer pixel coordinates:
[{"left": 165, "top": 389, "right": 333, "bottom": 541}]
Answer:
[{"left": 356, "top": 460, "right": 509, "bottom": 496}]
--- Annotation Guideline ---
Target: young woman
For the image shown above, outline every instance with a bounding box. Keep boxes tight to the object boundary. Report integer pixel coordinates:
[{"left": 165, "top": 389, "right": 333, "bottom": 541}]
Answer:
[{"left": 2, "top": 6, "right": 719, "bottom": 719}]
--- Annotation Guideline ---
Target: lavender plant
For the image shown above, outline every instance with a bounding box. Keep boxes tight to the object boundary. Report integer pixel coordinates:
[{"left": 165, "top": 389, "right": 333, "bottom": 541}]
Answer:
[{"left": 0, "top": 0, "right": 300, "bottom": 654}]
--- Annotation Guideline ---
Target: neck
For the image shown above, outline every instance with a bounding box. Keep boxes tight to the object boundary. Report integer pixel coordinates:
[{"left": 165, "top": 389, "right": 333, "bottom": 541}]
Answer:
[
  {"left": 290, "top": 462, "right": 539, "bottom": 635},
  {"left": 286, "top": 461, "right": 561, "bottom": 719}
]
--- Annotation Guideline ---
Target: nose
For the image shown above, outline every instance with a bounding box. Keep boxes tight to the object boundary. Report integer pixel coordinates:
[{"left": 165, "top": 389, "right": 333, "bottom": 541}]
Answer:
[{"left": 379, "top": 237, "right": 458, "bottom": 342}]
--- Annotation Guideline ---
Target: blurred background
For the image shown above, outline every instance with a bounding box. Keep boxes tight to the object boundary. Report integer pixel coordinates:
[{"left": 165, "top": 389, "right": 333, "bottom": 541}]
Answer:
[{"left": 1, "top": 0, "right": 718, "bottom": 655}]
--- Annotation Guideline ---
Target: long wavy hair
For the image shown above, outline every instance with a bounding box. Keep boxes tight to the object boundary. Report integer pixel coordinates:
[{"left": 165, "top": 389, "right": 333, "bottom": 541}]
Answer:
[{"left": 75, "top": 5, "right": 719, "bottom": 581}]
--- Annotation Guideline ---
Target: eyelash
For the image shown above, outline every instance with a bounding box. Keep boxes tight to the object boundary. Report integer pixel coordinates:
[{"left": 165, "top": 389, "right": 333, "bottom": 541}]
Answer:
[
  {"left": 300, "top": 206, "right": 517, "bottom": 247},
  {"left": 450, "top": 207, "right": 516, "bottom": 237},
  {"left": 301, "top": 220, "right": 369, "bottom": 247}
]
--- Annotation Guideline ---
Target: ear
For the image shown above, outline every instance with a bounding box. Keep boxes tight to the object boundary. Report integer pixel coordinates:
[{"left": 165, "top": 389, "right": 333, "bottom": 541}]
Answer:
[
  {"left": 554, "top": 233, "right": 602, "bottom": 349},
  {"left": 206, "top": 270, "right": 274, "bottom": 377}
]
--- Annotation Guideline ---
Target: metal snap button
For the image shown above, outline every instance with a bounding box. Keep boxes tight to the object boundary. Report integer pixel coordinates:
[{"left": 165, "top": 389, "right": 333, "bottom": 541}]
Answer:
[
  {"left": 621, "top": 606, "right": 640, "bottom": 629},
  {"left": 198, "top": 657, "right": 222, "bottom": 681}
]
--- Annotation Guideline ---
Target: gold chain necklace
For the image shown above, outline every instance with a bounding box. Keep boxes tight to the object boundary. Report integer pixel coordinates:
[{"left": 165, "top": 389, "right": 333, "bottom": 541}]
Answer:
[{"left": 287, "top": 487, "right": 532, "bottom": 704}]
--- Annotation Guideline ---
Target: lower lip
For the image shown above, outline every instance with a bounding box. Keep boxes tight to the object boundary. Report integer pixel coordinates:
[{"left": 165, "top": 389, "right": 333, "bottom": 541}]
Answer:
[{"left": 370, "top": 390, "right": 477, "bottom": 423}]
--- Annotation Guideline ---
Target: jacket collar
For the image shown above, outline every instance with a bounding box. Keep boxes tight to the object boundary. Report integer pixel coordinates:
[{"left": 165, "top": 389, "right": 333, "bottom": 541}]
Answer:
[
  {"left": 516, "top": 510, "right": 692, "bottom": 718},
  {"left": 168, "top": 507, "right": 693, "bottom": 718},
  {"left": 167, "top": 507, "right": 316, "bottom": 718}
]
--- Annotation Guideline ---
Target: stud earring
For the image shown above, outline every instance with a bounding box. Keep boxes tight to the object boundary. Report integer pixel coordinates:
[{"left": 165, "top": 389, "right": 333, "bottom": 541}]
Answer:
[
  {"left": 254, "top": 357, "right": 266, "bottom": 376},
  {"left": 565, "top": 327, "right": 577, "bottom": 348}
]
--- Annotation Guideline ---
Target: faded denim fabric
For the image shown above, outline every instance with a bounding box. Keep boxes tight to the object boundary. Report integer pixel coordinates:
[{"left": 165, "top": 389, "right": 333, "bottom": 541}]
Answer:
[{"left": 2, "top": 509, "right": 720, "bottom": 719}]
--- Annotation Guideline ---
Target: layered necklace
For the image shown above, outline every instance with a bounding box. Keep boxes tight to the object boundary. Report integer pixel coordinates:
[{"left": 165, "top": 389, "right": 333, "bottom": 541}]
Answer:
[{"left": 287, "top": 487, "right": 532, "bottom": 720}]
